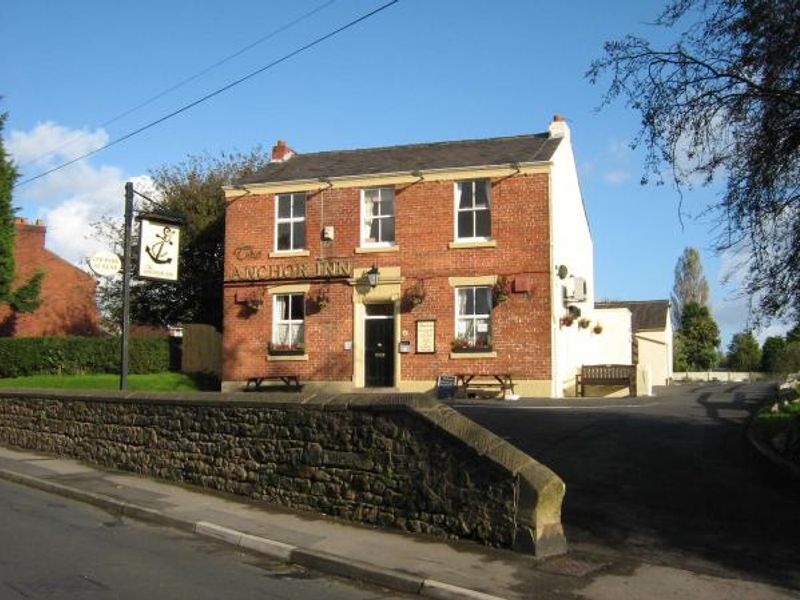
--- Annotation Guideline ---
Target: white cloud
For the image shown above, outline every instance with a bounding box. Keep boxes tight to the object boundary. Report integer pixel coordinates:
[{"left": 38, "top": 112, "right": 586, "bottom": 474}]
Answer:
[
  {"left": 583, "top": 139, "right": 634, "bottom": 186},
  {"left": 7, "top": 122, "right": 152, "bottom": 266},
  {"left": 603, "top": 169, "right": 631, "bottom": 185},
  {"left": 7, "top": 121, "right": 108, "bottom": 166}
]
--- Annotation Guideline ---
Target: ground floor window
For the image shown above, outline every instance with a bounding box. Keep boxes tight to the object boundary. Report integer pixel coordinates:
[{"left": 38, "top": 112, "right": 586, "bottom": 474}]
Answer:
[
  {"left": 454, "top": 286, "right": 492, "bottom": 350},
  {"left": 271, "top": 293, "right": 304, "bottom": 353}
]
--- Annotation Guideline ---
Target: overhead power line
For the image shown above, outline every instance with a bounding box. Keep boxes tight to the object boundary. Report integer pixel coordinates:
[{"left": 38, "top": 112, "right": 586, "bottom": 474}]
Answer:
[
  {"left": 18, "top": 0, "right": 337, "bottom": 170},
  {"left": 15, "top": 0, "right": 399, "bottom": 188}
]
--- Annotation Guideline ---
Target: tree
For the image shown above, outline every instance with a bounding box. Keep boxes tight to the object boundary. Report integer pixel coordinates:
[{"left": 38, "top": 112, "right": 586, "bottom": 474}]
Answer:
[
  {"left": 588, "top": 0, "right": 800, "bottom": 325},
  {"left": 677, "top": 301, "right": 720, "bottom": 370},
  {"left": 95, "top": 148, "right": 270, "bottom": 330},
  {"left": 727, "top": 330, "right": 761, "bottom": 371},
  {"left": 671, "top": 247, "right": 710, "bottom": 327},
  {"left": 0, "top": 109, "right": 42, "bottom": 319},
  {"left": 761, "top": 335, "right": 786, "bottom": 372}
]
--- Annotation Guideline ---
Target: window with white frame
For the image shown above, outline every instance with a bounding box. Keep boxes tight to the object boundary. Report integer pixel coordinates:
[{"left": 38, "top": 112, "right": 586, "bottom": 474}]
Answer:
[
  {"left": 275, "top": 193, "right": 306, "bottom": 251},
  {"left": 272, "top": 294, "right": 304, "bottom": 350},
  {"left": 455, "top": 180, "right": 491, "bottom": 240},
  {"left": 361, "top": 187, "right": 395, "bottom": 246},
  {"left": 454, "top": 286, "right": 492, "bottom": 349}
]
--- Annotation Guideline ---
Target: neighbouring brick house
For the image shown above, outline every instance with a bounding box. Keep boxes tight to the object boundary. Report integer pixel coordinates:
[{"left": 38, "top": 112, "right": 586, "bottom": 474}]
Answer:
[
  {"left": 0, "top": 218, "right": 100, "bottom": 337},
  {"left": 222, "top": 117, "right": 626, "bottom": 397}
]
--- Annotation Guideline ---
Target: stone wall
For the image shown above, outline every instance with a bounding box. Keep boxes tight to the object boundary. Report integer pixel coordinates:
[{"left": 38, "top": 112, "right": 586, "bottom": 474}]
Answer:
[{"left": 0, "top": 390, "right": 566, "bottom": 557}]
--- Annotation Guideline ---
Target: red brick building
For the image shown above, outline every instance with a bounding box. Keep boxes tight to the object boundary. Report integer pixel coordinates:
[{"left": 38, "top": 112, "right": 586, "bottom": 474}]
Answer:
[
  {"left": 222, "top": 118, "right": 599, "bottom": 396},
  {"left": 0, "top": 219, "right": 100, "bottom": 337}
]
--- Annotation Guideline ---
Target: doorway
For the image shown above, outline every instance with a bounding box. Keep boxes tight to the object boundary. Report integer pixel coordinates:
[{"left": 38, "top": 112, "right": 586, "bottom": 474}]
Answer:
[{"left": 364, "top": 303, "right": 394, "bottom": 387}]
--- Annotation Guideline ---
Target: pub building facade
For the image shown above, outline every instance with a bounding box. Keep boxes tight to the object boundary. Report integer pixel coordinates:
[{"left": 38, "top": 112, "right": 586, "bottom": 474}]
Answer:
[{"left": 222, "top": 116, "right": 606, "bottom": 397}]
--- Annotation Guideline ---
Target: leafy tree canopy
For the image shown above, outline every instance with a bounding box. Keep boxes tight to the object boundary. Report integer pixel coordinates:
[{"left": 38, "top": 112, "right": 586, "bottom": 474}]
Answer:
[
  {"left": 760, "top": 335, "right": 785, "bottom": 372},
  {"left": 676, "top": 301, "right": 720, "bottom": 370},
  {"left": 671, "top": 247, "right": 710, "bottom": 327},
  {"left": 0, "top": 109, "right": 42, "bottom": 319},
  {"left": 589, "top": 0, "right": 800, "bottom": 325},
  {"left": 95, "top": 148, "right": 270, "bottom": 331},
  {"left": 726, "top": 330, "right": 761, "bottom": 371}
]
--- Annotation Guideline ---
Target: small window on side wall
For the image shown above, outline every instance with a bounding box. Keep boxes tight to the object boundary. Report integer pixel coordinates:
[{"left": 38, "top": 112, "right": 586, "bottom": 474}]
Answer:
[
  {"left": 455, "top": 180, "right": 491, "bottom": 241},
  {"left": 275, "top": 193, "right": 306, "bottom": 251}
]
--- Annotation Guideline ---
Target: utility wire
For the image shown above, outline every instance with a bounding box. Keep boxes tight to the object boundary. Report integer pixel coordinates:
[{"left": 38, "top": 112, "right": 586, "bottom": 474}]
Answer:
[
  {"left": 18, "top": 0, "right": 337, "bottom": 169},
  {"left": 16, "top": 0, "right": 399, "bottom": 188}
]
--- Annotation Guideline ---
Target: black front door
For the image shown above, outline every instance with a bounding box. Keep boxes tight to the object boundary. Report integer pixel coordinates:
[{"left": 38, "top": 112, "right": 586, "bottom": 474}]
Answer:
[{"left": 365, "top": 312, "right": 394, "bottom": 387}]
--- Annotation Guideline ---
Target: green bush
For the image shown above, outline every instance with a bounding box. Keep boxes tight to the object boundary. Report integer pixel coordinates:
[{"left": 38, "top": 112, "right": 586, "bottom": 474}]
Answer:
[{"left": 0, "top": 336, "right": 171, "bottom": 377}]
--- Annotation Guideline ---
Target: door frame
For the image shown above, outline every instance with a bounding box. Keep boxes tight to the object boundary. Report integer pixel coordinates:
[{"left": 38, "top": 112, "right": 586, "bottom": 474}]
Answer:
[
  {"left": 363, "top": 306, "right": 395, "bottom": 387},
  {"left": 351, "top": 266, "right": 402, "bottom": 389}
]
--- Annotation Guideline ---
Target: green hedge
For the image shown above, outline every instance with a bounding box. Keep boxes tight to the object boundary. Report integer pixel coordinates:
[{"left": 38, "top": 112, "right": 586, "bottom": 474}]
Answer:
[{"left": 0, "top": 337, "right": 171, "bottom": 377}]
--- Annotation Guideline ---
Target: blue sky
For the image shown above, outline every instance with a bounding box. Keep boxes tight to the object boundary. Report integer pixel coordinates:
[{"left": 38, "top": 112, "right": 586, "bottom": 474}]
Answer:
[{"left": 1, "top": 0, "right": 785, "bottom": 344}]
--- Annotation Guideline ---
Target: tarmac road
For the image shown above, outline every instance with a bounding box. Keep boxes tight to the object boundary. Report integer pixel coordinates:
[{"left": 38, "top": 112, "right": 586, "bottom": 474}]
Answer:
[
  {"left": 455, "top": 382, "right": 800, "bottom": 591},
  {"left": 0, "top": 478, "right": 409, "bottom": 600}
]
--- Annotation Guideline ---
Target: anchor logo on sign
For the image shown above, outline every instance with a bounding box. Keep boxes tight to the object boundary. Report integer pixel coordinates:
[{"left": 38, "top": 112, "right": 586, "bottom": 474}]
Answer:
[{"left": 145, "top": 226, "right": 175, "bottom": 265}]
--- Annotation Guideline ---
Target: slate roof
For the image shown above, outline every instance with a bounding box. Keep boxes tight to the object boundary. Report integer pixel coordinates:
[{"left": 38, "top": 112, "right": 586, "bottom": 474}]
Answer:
[
  {"left": 595, "top": 300, "right": 671, "bottom": 332},
  {"left": 238, "top": 132, "right": 561, "bottom": 184}
]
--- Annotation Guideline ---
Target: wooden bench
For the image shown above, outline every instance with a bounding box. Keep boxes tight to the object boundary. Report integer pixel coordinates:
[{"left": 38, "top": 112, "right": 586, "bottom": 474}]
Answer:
[
  {"left": 575, "top": 364, "right": 636, "bottom": 397},
  {"left": 245, "top": 375, "right": 301, "bottom": 391},
  {"left": 455, "top": 373, "right": 515, "bottom": 399}
]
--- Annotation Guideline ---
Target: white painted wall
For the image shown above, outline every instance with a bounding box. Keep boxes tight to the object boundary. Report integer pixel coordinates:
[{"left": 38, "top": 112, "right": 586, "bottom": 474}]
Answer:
[
  {"left": 548, "top": 120, "right": 597, "bottom": 396},
  {"left": 589, "top": 308, "right": 633, "bottom": 364}
]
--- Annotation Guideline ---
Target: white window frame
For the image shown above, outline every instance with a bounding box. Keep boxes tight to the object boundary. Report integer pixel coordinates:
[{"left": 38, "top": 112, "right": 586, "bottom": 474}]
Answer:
[
  {"left": 274, "top": 192, "right": 306, "bottom": 252},
  {"left": 454, "top": 179, "right": 491, "bottom": 241},
  {"left": 360, "top": 187, "right": 396, "bottom": 247},
  {"left": 454, "top": 286, "right": 492, "bottom": 348},
  {"left": 271, "top": 293, "right": 305, "bottom": 349}
]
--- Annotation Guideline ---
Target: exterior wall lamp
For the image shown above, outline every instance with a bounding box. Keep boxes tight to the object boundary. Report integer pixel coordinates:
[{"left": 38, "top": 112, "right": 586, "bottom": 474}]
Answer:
[{"left": 366, "top": 264, "right": 380, "bottom": 288}]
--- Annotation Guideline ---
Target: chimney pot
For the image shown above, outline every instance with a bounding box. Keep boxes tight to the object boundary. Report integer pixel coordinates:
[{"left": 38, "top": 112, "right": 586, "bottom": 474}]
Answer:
[
  {"left": 35, "top": 219, "right": 44, "bottom": 226},
  {"left": 271, "top": 140, "right": 294, "bottom": 162},
  {"left": 552, "top": 114, "right": 566, "bottom": 122}
]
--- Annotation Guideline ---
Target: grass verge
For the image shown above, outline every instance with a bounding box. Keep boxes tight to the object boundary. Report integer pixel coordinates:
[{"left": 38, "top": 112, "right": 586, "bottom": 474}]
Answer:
[
  {"left": 751, "top": 387, "right": 800, "bottom": 465},
  {"left": 0, "top": 372, "right": 219, "bottom": 392}
]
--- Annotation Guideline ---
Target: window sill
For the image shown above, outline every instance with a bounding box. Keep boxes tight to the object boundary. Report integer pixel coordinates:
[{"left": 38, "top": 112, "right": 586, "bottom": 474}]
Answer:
[
  {"left": 267, "top": 353, "right": 309, "bottom": 362},
  {"left": 269, "top": 250, "right": 310, "bottom": 258},
  {"left": 449, "top": 351, "right": 497, "bottom": 359},
  {"left": 448, "top": 240, "right": 497, "bottom": 249},
  {"left": 354, "top": 245, "right": 400, "bottom": 254}
]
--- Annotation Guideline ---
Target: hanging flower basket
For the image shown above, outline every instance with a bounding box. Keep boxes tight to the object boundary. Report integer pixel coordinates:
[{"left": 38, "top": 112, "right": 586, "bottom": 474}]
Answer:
[
  {"left": 593, "top": 323, "right": 603, "bottom": 334},
  {"left": 314, "top": 287, "right": 329, "bottom": 309},
  {"left": 578, "top": 317, "right": 591, "bottom": 329},
  {"left": 560, "top": 315, "right": 574, "bottom": 327},
  {"left": 493, "top": 275, "right": 511, "bottom": 306}
]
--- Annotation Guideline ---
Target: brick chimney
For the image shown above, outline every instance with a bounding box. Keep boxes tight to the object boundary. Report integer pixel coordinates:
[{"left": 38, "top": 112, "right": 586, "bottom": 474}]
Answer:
[
  {"left": 14, "top": 218, "right": 46, "bottom": 249},
  {"left": 271, "top": 140, "right": 294, "bottom": 163},
  {"left": 548, "top": 114, "right": 570, "bottom": 139}
]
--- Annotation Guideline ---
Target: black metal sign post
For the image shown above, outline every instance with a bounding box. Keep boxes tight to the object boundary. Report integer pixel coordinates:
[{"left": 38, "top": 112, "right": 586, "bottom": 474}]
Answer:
[{"left": 120, "top": 182, "right": 134, "bottom": 391}]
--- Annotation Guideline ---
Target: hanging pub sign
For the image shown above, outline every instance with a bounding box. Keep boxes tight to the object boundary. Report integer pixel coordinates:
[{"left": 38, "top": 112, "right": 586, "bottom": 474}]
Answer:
[{"left": 137, "top": 214, "right": 182, "bottom": 281}]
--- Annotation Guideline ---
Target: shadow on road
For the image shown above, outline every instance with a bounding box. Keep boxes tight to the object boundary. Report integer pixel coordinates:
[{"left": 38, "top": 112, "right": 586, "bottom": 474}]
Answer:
[{"left": 457, "top": 383, "right": 800, "bottom": 590}]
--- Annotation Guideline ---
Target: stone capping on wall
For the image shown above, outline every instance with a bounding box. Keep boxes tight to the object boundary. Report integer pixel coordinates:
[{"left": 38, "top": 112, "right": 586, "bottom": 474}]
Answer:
[{"left": 0, "top": 389, "right": 567, "bottom": 558}]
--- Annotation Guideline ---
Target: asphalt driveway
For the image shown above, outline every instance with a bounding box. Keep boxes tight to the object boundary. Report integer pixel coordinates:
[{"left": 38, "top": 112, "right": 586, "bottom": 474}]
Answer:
[{"left": 455, "top": 382, "right": 800, "bottom": 591}]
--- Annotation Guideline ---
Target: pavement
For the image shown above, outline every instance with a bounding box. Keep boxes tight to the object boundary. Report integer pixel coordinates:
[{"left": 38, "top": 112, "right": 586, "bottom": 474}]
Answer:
[{"left": 1, "top": 435, "right": 798, "bottom": 599}]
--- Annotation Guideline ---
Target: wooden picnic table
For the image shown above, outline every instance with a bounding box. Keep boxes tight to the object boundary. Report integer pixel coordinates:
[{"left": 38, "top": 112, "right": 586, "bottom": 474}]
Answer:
[
  {"left": 245, "top": 375, "right": 301, "bottom": 391},
  {"left": 455, "top": 373, "right": 515, "bottom": 398}
]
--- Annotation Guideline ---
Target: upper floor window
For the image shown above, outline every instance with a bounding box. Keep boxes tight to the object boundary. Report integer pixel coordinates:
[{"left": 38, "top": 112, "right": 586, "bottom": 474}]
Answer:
[
  {"left": 455, "top": 180, "right": 491, "bottom": 241},
  {"left": 454, "top": 286, "right": 492, "bottom": 350},
  {"left": 275, "top": 193, "right": 306, "bottom": 251},
  {"left": 361, "top": 187, "right": 395, "bottom": 246},
  {"left": 272, "top": 293, "right": 304, "bottom": 350}
]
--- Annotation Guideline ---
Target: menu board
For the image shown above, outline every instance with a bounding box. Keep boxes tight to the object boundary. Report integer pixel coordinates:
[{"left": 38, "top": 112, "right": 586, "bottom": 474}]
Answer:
[{"left": 416, "top": 320, "right": 435, "bottom": 354}]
